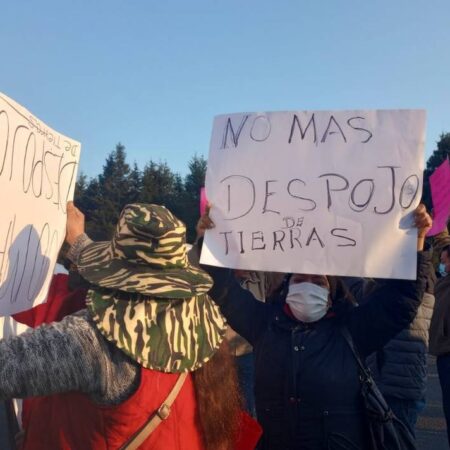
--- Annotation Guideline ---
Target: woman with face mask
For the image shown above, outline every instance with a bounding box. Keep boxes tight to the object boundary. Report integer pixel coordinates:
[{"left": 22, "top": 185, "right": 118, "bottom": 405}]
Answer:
[{"left": 195, "top": 204, "right": 433, "bottom": 450}]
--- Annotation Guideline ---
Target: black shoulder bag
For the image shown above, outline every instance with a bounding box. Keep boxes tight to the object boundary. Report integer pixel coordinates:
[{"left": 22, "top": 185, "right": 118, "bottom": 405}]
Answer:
[{"left": 340, "top": 326, "right": 417, "bottom": 450}]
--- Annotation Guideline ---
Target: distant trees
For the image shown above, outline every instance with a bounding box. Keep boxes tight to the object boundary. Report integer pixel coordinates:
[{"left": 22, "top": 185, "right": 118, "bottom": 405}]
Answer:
[
  {"left": 179, "top": 156, "right": 207, "bottom": 242},
  {"left": 75, "top": 144, "right": 207, "bottom": 242}
]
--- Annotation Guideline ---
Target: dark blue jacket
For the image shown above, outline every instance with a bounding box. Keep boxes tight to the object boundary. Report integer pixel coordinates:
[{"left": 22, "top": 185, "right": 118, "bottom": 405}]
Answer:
[
  {"left": 367, "top": 292, "right": 434, "bottom": 401},
  {"left": 345, "top": 278, "right": 435, "bottom": 401},
  {"left": 204, "top": 252, "right": 431, "bottom": 450}
]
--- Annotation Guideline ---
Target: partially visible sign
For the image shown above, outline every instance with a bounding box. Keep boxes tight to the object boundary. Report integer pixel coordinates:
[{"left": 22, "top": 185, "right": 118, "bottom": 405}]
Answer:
[
  {"left": 427, "top": 159, "right": 450, "bottom": 236},
  {"left": 0, "top": 92, "right": 80, "bottom": 316},
  {"left": 201, "top": 110, "right": 426, "bottom": 280}
]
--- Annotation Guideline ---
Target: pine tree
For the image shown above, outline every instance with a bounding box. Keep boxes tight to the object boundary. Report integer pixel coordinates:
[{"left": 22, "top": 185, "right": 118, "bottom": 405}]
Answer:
[
  {"left": 82, "top": 178, "right": 103, "bottom": 238},
  {"left": 74, "top": 172, "right": 88, "bottom": 200},
  {"left": 127, "top": 163, "right": 142, "bottom": 204},
  {"left": 73, "top": 150, "right": 208, "bottom": 242},
  {"left": 184, "top": 155, "right": 207, "bottom": 196},
  {"left": 181, "top": 155, "right": 207, "bottom": 242},
  {"left": 140, "top": 161, "right": 176, "bottom": 206},
  {"left": 92, "top": 143, "right": 131, "bottom": 239},
  {"left": 167, "top": 173, "right": 186, "bottom": 219}
]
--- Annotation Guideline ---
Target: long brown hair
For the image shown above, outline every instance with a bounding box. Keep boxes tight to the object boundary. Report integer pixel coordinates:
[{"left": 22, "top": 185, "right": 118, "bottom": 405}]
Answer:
[{"left": 193, "top": 339, "right": 242, "bottom": 450}]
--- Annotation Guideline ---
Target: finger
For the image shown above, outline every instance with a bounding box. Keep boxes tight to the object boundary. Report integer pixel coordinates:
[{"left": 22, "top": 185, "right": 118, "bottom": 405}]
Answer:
[
  {"left": 414, "top": 203, "right": 427, "bottom": 218},
  {"left": 415, "top": 212, "right": 431, "bottom": 226},
  {"left": 415, "top": 213, "right": 428, "bottom": 224},
  {"left": 415, "top": 203, "right": 426, "bottom": 213},
  {"left": 423, "top": 215, "right": 432, "bottom": 228}
]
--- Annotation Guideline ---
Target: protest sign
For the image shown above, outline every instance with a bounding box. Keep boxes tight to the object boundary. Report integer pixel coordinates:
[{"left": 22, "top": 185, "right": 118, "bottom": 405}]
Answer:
[
  {"left": 0, "top": 92, "right": 80, "bottom": 316},
  {"left": 427, "top": 158, "right": 450, "bottom": 236},
  {"left": 201, "top": 110, "right": 426, "bottom": 279}
]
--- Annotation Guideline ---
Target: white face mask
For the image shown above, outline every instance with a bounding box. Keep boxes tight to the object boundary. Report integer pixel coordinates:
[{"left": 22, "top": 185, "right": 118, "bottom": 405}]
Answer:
[
  {"left": 286, "top": 282, "right": 330, "bottom": 323},
  {"left": 439, "top": 263, "right": 448, "bottom": 277}
]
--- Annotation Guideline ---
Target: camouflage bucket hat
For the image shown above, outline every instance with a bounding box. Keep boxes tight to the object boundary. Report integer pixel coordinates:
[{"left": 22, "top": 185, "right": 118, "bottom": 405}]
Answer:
[
  {"left": 87, "top": 289, "right": 227, "bottom": 372},
  {"left": 79, "top": 203, "right": 227, "bottom": 372},
  {"left": 77, "top": 204, "right": 213, "bottom": 297}
]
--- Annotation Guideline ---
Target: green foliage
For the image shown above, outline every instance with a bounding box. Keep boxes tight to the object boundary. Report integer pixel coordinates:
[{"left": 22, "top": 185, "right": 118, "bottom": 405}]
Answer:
[
  {"left": 140, "top": 161, "right": 176, "bottom": 205},
  {"left": 182, "top": 155, "right": 207, "bottom": 242},
  {"left": 128, "top": 163, "right": 142, "bottom": 204},
  {"left": 74, "top": 147, "right": 207, "bottom": 243},
  {"left": 75, "top": 143, "right": 132, "bottom": 240}
]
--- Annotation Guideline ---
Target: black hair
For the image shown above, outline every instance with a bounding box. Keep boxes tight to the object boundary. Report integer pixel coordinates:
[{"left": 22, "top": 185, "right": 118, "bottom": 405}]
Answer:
[
  {"left": 327, "top": 276, "right": 357, "bottom": 307},
  {"left": 265, "top": 273, "right": 291, "bottom": 304}
]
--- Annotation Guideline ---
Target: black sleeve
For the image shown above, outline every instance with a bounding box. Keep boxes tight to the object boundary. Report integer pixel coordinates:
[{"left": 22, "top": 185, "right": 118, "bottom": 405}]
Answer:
[
  {"left": 202, "top": 264, "right": 270, "bottom": 346},
  {"left": 345, "top": 251, "right": 432, "bottom": 358}
]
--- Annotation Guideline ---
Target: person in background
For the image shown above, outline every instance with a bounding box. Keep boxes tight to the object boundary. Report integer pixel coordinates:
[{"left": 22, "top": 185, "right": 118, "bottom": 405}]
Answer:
[
  {"left": 429, "top": 241, "right": 450, "bottom": 446},
  {"left": 345, "top": 275, "right": 435, "bottom": 438},
  {"left": 228, "top": 271, "right": 283, "bottom": 417},
  {"left": 197, "top": 204, "right": 432, "bottom": 449}
]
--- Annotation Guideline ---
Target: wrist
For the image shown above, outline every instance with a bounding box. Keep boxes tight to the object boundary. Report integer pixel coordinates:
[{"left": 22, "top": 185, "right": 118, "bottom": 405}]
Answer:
[
  {"left": 67, "top": 233, "right": 92, "bottom": 265},
  {"left": 417, "top": 237, "right": 425, "bottom": 251}
]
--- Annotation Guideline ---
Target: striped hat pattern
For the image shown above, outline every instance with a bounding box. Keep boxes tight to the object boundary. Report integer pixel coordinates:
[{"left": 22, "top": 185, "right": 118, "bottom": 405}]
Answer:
[
  {"left": 77, "top": 204, "right": 213, "bottom": 297},
  {"left": 79, "top": 203, "right": 226, "bottom": 372},
  {"left": 87, "top": 289, "right": 226, "bottom": 372}
]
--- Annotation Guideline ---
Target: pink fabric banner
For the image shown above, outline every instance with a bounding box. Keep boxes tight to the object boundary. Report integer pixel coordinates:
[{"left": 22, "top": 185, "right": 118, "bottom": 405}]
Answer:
[
  {"left": 200, "top": 187, "right": 208, "bottom": 216},
  {"left": 427, "top": 159, "right": 450, "bottom": 236}
]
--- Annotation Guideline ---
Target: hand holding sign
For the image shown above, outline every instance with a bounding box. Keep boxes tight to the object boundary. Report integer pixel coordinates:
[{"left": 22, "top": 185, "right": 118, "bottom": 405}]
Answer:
[
  {"left": 414, "top": 204, "right": 433, "bottom": 250},
  {"left": 66, "top": 202, "right": 85, "bottom": 246},
  {"left": 196, "top": 202, "right": 214, "bottom": 239}
]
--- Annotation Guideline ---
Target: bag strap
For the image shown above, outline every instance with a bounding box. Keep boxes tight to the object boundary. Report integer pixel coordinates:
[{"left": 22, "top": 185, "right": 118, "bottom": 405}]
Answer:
[
  {"left": 340, "top": 325, "right": 372, "bottom": 383},
  {"left": 120, "top": 372, "right": 188, "bottom": 450}
]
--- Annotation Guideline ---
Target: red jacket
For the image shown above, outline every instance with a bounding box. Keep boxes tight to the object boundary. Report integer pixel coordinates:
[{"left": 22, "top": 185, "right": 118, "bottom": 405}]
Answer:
[
  {"left": 15, "top": 274, "right": 262, "bottom": 450},
  {"left": 22, "top": 369, "right": 204, "bottom": 450},
  {"left": 12, "top": 274, "right": 87, "bottom": 327}
]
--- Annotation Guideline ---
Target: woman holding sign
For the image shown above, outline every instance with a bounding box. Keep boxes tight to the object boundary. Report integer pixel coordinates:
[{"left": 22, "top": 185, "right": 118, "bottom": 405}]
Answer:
[{"left": 196, "top": 204, "right": 433, "bottom": 450}]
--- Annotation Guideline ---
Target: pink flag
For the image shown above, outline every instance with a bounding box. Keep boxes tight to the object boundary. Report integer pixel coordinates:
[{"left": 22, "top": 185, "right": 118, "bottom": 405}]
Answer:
[
  {"left": 427, "top": 159, "right": 450, "bottom": 236},
  {"left": 200, "top": 187, "right": 208, "bottom": 216}
]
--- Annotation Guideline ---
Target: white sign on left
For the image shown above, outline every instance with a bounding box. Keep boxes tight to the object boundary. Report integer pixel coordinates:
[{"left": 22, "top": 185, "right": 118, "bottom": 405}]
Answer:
[{"left": 0, "top": 92, "right": 80, "bottom": 316}]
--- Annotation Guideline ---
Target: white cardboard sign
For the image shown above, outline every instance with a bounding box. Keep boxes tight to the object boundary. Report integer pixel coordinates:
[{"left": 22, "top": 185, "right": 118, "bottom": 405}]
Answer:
[
  {"left": 0, "top": 93, "right": 80, "bottom": 316},
  {"left": 201, "top": 110, "right": 426, "bottom": 280}
]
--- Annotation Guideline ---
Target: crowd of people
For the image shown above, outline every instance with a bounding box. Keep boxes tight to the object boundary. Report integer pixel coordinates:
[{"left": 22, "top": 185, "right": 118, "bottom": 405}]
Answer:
[{"left": 0, "top": 197, "right": 449, "bottom": 450}]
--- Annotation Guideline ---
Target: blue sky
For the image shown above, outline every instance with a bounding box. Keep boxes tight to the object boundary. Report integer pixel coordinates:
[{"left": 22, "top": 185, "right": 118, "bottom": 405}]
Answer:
[{"left": 1, "top": 0, "right": 449, "bottom": 178}]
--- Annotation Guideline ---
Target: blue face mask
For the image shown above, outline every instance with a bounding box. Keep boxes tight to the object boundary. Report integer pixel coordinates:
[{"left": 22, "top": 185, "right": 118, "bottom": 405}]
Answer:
[{"left": 439, "top": 263, "right": 448, "bottom": 277}]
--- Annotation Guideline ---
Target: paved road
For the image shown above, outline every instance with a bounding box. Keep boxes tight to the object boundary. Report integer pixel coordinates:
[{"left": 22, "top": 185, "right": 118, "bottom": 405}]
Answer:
[{"left": 417, "top": 356, "right": 448, "bottom": 449}]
